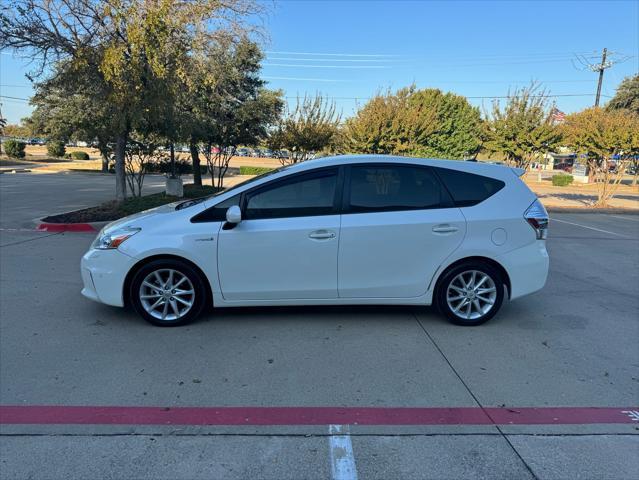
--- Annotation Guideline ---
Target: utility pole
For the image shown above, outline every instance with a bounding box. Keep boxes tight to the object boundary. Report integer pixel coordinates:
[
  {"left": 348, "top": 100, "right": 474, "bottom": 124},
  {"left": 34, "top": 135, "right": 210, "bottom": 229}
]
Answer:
[{"left": 594, "top": 48, "right": 608, "bottom": 107}]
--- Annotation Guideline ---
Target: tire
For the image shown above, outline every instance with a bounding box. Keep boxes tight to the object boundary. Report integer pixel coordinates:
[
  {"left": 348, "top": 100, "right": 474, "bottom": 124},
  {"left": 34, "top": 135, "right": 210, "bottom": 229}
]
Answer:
[
  {"left": 435, "top": 261, "right": 505, "bottom": 326},
  {"left": 129, "top": 259, "right": 207, "bottom": 327}
]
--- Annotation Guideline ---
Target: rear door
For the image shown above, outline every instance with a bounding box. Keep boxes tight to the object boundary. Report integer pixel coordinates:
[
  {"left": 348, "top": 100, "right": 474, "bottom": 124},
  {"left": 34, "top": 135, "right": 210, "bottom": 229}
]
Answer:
[{"left": 338, "top": 164, "right": 466, "bottom": 298}]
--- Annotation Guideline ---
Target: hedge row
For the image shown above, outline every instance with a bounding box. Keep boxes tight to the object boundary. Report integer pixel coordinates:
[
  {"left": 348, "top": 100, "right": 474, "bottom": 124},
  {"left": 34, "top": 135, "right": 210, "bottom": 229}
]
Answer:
[{"left": 239, "top": 166, "right": 275, "bottom": 175}]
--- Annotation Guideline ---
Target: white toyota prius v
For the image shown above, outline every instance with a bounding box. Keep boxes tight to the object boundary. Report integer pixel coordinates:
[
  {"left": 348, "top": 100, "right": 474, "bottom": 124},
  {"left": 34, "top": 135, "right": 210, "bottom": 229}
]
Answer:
[{"left": 81, "top": 155, "right": 549, "bottom": 327}]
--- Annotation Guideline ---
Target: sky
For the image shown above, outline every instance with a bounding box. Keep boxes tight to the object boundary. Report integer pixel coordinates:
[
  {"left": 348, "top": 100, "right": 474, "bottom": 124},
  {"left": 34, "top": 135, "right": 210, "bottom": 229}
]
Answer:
[{"left": 1, "top": 0, "right": 638, "bottom": 124}]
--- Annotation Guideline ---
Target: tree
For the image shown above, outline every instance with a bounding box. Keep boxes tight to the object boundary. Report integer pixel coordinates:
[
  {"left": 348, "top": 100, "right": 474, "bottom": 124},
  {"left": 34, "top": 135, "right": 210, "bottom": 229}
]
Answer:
[
  {"left": 1, "top": 123, "right": 31, "bottom": 138},
  {"left": 484, "top": 84, "right": 561, "bottom": 169},
  {"left": 124, "top": 134, "right": 166, "bottom": 197},
  {"left": 1, "top": 0, "right": 261, "bottom": 200},
  {"left": 344, "top": 86, "right": 483, "bottom": 159},
  {"left": 27, "top": 61, "right": 118, "bottom": 172},
  {"left": 561, "top": 107, "right": 639, "bottom": 206},
  {"left": 607, "top": 74, "right": 639, "bottom": 185},
  {"left": 607, "top": 74, "right": 639, "bottom": 116},
  {"left": 181, "top": 38, "right": 283, "bottom": 188},
  {"left": 268, "top": 94, "right": 341, "bottom": 164}
]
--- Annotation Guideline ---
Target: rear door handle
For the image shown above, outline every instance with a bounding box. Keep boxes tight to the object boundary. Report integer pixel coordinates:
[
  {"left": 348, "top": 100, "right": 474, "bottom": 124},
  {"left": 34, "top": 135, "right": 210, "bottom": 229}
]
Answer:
[
  {"left": 309, "top": 230, "right": 336, "bottom": 240},
  {"left": 432, "top": 224, "right": 459, "bottom": 234}
]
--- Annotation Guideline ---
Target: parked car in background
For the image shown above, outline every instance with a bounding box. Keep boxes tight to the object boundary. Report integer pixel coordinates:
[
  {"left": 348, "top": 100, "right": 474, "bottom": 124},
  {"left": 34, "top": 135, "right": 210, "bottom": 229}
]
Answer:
[
  {"left": 554, "top": 163, "right": 573, "bottom": 173},
  {"left": 81, "top": 155, "right": 549, "bottom": 327},
  {"left": 262, "top": 149, "right": 274, "bottom": 158},
  {"left": 236, "top": 148, "right": 250, "bottom": 157}
]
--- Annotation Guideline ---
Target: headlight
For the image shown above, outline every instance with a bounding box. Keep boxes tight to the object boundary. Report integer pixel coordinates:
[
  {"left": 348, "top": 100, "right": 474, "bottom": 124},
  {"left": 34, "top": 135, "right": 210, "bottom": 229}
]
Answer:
[{"left": 92, "top": 227, "right": 141, "bottom": 250}]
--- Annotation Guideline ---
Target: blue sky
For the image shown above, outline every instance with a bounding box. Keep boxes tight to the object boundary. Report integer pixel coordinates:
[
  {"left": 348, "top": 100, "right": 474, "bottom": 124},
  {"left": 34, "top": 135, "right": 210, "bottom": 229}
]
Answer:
[{"left": 1, "top": 0, "right": 638, "bottom": 124}]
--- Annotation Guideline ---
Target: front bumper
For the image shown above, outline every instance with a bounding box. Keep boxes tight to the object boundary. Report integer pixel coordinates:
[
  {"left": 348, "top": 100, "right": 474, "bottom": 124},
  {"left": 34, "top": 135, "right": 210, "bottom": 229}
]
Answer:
[{"left": 81, "top": 249, "right": 136, "bottom": 307}]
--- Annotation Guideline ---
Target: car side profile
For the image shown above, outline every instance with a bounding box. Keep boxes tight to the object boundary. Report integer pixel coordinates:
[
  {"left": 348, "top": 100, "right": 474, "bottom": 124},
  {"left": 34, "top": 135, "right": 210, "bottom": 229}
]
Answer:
[{"left": 81, "top": 155, "right": 549, "bottom": 327}]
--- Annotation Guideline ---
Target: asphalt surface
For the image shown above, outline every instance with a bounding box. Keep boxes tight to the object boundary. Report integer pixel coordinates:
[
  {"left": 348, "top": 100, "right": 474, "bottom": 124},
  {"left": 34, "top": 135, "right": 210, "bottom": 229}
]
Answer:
[{"left": 1, "top": 172, "right": 638, "bottom": 479}]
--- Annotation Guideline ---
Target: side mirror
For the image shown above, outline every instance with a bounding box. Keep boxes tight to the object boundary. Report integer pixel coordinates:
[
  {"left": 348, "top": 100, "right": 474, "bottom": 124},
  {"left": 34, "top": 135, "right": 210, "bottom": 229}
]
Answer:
[{"left": 225, "top": 205, "right": 242, "bottom": 224}]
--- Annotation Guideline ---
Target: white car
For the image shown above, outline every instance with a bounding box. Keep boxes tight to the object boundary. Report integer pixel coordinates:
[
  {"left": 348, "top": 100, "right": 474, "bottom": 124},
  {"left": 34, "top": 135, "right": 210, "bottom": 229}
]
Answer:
[{"left": 81, "top": 155, "right": 549, "bottom": 327}]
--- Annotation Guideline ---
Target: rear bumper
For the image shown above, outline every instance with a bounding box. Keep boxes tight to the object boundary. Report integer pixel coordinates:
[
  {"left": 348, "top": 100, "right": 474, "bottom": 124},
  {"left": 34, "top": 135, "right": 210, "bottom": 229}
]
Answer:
[
  {"left": 81, "top": 249, "right": 135, "bottom": 307},
  {"left": 498, "top": 241, "right": 549, "bottom": 300}
]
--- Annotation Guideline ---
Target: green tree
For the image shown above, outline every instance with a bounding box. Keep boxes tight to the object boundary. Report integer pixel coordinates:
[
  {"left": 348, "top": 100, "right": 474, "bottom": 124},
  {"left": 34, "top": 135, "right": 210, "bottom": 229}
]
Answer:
[
  {"left": 344, "top": 86, "right": 482, "bottom": 159},
  {"left": 268, "top": 94, "right": 341, "bottom": 164},
  {"left": 607, "top": 74, "right": 639, "bottom": 116},
  {"left": 484, "top": 84, "right": 561, "bottom": 169},
  {"left": 561, "top": 107, "right": 639, "bottom": 205},
  {"left": 1, "top": 0, "right": 261, "bottom": 200},
  {"left": 180, "top": 38, "right": 283, "bottom": 188},
  {"left": 27, "top": 62, "right": 118, "bottom": 172},
  {"left": 1, "top": 123, "right": 31, "bottom": 138}
]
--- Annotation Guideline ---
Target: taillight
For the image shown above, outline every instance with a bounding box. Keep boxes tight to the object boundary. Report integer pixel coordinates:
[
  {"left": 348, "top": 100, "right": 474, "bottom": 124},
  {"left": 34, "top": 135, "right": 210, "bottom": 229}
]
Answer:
[{"left": 524, "top": 199, "right": 548, "bottom": 240}]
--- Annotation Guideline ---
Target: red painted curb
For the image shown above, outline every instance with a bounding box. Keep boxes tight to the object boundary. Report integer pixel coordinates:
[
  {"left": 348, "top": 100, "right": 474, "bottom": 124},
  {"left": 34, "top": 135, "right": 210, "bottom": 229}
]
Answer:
[
  {"left": 1, "top": 406, "right": 637, "bottom": 426},
  {"left": 36, "top": 223, "right": 97, "bottom": 233}
]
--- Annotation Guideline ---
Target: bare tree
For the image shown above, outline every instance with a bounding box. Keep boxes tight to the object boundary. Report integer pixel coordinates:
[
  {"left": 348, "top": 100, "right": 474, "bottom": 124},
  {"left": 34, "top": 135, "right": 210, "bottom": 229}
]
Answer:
[
  {"left": 268, "top": 94, "right": 341, "bottom": 165},
  {"left": 124, "top": 138, "right": 166, "bottom": 198}
]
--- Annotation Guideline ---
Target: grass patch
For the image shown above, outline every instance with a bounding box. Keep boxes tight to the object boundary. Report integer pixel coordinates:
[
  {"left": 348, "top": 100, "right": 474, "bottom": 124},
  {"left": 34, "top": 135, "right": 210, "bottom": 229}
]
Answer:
[
  {"left": 42, "top": 184, "right": 221, "bottom": 223},
  {"left": 239, "top": 165, "right": 275, "bottom": 175}
]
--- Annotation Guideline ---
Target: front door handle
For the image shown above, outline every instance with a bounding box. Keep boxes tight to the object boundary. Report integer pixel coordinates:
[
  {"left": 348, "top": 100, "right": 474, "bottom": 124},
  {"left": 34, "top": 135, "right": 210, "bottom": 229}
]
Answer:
[
  {"left": 432, "top": 224, "right": 459, "bottom": 234},
  {"left": 309, "top": 230, "right": 336, "bottom": 240}
]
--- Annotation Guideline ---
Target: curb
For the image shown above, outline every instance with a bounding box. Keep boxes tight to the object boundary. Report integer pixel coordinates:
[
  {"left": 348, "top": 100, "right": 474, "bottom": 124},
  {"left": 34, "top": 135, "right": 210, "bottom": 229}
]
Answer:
[
  {"left": 0, "top": 168, "right": 32, "bottom": 174},
  {"left": 36, "top": 222, "right": 98, "bottom": 233}
]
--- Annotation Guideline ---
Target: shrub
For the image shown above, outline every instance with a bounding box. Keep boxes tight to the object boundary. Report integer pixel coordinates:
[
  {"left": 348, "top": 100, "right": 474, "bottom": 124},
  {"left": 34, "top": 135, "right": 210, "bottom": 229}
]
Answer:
[
  {"left": 4, "top": 140, "right": 26, "bottom": 158},
  {"left": 47, "top": 141, "right": 66, "bottom": 158},
  {"left": 239, "top": 166, "right": 275, "bottom": 175},
  {"left": 552, "top": 174, "right": 574, "bottom": 187},
  {"left": 70, "top": 151, "right": 90, "bottom": 160}
]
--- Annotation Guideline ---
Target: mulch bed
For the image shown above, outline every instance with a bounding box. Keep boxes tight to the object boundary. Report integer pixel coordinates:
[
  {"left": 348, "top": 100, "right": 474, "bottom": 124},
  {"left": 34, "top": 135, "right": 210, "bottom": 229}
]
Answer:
[{"left": 42, "top": 184, "right": 221, "bottom": 223}]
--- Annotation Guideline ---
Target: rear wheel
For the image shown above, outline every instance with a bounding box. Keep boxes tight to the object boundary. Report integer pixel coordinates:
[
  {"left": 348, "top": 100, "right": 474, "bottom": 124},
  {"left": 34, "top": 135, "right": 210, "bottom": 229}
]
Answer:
[
  {"left": 436, "top": 262, "right": 504, "bottom": 326},
  {"left": 130, "top": 259, "right": 207, "bottom": 326}
]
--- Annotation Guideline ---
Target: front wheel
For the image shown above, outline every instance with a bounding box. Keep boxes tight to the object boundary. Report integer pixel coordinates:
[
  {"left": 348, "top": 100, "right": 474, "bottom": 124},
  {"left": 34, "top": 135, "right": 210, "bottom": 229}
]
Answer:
[
  {"left": 436, "top": 263, "right": 504, "bottom": 326},
  {"left": 130, "top": 259, "right": 207, "bottom": 326}
]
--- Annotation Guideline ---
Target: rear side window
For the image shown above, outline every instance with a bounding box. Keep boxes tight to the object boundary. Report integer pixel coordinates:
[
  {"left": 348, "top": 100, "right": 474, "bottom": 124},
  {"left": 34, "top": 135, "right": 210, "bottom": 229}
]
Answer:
[
  {"left": 347, "top": 165, "right": 453, "bottom": 213},
  {"left": 434, "top": 168, "right": 505, "bottom": 207}
]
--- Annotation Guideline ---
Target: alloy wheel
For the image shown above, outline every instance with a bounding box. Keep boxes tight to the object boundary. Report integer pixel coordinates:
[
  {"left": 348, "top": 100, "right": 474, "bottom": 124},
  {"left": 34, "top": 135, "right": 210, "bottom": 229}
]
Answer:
[
  {"left": 446, "top": 270, "right": 497, "bottom": 321},
  {"left": 138, "top": 269, "right": 195, "bottom": 321}
]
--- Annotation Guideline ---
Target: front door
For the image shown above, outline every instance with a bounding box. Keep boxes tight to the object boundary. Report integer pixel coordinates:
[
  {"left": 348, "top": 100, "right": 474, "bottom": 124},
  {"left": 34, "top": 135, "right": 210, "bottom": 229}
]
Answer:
[{"left": 217, "top": 168, "right": 341, "bottom": 301}]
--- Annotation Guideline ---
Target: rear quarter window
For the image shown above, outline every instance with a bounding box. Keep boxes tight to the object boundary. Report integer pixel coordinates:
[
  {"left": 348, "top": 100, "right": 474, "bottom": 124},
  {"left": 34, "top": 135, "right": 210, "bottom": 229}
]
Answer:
[{"left": 434, "top": 167, "right": 505, "bottom": 207}]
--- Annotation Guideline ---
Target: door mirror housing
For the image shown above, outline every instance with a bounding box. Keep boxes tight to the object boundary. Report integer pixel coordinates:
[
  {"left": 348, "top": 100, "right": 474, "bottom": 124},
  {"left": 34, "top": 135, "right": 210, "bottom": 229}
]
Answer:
[{"left": 225, "top": 205, "right": 242, "bottom": 224}]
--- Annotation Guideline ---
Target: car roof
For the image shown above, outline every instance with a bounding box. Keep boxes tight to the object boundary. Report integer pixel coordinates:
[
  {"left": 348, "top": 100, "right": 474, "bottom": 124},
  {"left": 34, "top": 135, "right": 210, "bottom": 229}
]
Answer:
[{"left": 281, "top": 154, "right": 518, "bottom": 180}]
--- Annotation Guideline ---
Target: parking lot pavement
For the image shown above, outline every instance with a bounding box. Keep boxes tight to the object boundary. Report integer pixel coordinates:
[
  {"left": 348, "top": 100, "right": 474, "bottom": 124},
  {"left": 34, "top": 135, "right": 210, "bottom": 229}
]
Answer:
[
  {"left": 0, "top": 175, "right": 638, "bottom": 479},
  {"left": 0, "top": 172, "right": 167, "bottom": 229}
]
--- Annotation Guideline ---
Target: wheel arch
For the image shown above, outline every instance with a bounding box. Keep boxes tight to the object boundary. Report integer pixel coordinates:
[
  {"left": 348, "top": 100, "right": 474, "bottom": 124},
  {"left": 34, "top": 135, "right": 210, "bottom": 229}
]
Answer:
[
  {"left": 433, "top": 256, "right": 511, "bottom": 300},
  {"left": 123, "top": 254, "right": 214, "bottom": 308}
]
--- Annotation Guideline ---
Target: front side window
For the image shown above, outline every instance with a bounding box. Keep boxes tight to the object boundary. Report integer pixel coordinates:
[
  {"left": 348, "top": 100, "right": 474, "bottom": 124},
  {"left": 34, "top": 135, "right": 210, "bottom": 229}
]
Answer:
[
  {"left": 190, "top": 194, "right": 240, "bottom": 223},
  {"left": 245, "top": 170, "right": 338, "bottom": 219},
  {"left": 347, "top": 165, "right": 450, "bottom": 212}
]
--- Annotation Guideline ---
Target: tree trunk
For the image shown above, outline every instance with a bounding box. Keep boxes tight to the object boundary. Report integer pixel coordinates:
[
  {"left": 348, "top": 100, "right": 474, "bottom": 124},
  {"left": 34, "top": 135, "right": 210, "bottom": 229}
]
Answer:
[
  {"left": 169, "top": 142, "right": 176, "bottom": 178},
  {"left": 114, "top": 131, "right": 128, "bottom": 202},
  {"left": 189, "top": 139, "right": 202, "bottom": 187}
]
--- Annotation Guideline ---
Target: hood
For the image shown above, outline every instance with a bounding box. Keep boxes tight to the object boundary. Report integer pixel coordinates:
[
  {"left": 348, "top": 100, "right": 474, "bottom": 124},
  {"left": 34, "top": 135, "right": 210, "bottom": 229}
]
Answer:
[{"left": 102, "top": 201, "right": 183, "bottom": 232}]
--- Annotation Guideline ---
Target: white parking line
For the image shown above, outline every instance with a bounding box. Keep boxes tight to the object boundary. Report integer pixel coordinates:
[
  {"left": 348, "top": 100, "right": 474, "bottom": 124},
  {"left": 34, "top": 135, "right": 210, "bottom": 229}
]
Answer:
[
  {"left": 551, "top": 218, "right": 628, "bottom": 237},
  {"left": 329, "top": 424, "right": 358, "bottom": 480},
  {"left": 609, "top": 215, "right": 639, "bottom": 222}
]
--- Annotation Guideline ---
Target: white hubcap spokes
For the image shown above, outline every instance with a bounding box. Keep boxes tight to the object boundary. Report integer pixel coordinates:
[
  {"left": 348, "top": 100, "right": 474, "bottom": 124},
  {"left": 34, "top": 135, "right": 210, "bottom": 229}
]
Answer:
[
  {"left": 139, "top": 269, "right": 195, "bottom": 321},
  {"left": 446, "top": 270, "right": 497, "bottom": 320}
]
